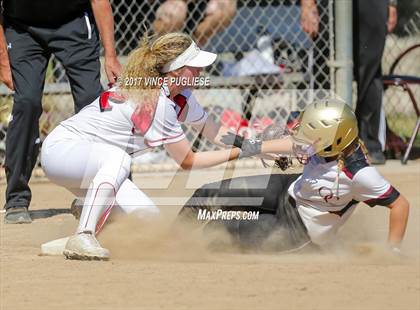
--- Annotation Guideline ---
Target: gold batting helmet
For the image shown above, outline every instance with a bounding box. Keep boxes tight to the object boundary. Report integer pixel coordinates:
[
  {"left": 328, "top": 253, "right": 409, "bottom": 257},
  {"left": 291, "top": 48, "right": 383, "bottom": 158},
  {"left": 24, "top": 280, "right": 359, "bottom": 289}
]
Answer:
[{"left": 292, "top": 98, "right": 359, "bottom": 157}]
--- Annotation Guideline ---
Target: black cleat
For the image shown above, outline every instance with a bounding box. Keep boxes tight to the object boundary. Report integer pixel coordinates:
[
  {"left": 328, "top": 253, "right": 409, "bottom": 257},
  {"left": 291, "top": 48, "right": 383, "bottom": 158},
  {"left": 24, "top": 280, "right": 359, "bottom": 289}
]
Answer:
[
  {"left": 4, "top": 207, "right": 32, "bottom": 224},
  {"left": 369, "top": 151, "right": 386, "bottom": 165}
]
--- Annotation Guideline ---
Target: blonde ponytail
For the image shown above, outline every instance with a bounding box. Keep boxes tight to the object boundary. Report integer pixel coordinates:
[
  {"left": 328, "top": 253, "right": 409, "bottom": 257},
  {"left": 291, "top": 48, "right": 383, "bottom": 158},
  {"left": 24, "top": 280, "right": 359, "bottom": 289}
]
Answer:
[
  {"left": 358, "top": 138, "right": 370, "bottom": 161},
  {"left": 332, "top": 152, "right": 345, "bottom": 199},
  {"left": 118, "top": 32, "right": 193, "bottom": 105}
]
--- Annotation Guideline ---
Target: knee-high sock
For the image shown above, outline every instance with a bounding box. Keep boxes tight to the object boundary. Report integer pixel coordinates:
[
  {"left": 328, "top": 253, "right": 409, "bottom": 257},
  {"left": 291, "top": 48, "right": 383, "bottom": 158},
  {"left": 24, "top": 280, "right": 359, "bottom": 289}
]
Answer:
[
  {"left": 77, "top": 178, "right": 116, "bottom": 234},
  {"left": 77, "top": 153, "right": 131, "bottom": 234}
]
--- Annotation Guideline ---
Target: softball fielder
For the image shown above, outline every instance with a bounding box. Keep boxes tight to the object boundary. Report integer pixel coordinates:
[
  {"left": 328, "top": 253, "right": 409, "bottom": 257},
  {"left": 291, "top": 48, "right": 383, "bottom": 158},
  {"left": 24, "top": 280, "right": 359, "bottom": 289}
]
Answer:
[
  {"left": 178, "top": 100, "right": 410, "bottom": 252},
  {"left": 41, "top": 32, "right": 259, "bottom": 261}
]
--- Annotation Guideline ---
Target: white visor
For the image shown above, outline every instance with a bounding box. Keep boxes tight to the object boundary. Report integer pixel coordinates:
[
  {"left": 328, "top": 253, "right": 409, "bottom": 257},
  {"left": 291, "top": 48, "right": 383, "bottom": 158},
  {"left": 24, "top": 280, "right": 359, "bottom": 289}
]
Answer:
[{"left": 160, "top": 41, "right": 217, "bottom": 73}]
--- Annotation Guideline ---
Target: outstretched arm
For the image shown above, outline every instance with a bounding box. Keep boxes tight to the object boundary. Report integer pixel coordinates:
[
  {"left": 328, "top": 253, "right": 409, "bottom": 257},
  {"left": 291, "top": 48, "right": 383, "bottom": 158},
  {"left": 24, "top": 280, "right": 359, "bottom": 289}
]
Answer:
[
  {"left": 260, "top": 137, "right": 294, "bottom": 155},
  {"left": 165, "top": 137, "right": 241, "bottom": 170},
  {"left": 181, "top": 121, "right": 295, "bottom": 168},
  {"left": 387, "top": 194, "right": 409, "bottom": 248},
  {"left": 220, "top": 132, "right": 295, "bottom": 159}
]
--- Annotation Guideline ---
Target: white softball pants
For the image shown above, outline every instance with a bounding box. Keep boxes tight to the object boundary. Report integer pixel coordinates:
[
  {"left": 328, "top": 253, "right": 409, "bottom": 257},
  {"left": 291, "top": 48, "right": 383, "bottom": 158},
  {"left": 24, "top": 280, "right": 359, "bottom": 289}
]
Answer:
[{"left": 41, "top": 125, "right": 159, "bottom": 234}]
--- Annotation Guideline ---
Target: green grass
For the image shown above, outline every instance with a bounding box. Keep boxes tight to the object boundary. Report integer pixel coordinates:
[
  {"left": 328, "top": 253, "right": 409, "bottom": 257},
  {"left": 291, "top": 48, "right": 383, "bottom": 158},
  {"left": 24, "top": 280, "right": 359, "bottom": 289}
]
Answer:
[{"left": 387, "top": 113, "right": 420, "bottom": 147}]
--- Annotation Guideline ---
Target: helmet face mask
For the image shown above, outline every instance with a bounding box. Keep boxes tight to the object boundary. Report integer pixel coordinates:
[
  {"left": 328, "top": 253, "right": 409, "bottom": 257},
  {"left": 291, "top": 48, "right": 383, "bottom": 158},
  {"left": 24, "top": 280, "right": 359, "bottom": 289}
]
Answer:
[
  {"left": 292, "top": 99, "right": 359, "bottom": 159},
  {"left": 292, "top": 134, "right": 318, "bottom": 157}
]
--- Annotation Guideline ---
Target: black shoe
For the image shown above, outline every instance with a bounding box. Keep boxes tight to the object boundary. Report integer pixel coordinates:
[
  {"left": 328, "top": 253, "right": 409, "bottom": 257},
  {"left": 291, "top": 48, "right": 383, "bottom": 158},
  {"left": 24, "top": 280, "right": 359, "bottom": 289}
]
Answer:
[
  {"left": 4, "top": 207, "right": 32, "bottom": 224},
  {"left": 369, "top": 151, "right": 386, "bottom": 165}
]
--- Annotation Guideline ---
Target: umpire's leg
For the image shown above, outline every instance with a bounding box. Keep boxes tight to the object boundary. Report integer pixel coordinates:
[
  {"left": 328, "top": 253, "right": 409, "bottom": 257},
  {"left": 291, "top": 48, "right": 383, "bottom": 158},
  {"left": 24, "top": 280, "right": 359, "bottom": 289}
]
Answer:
[
  {"left": 49, "top": 13, "right": 103, "bottom": 112},
  {"left": 4, "top": 21, "right": 50, "bottom": 218},
  {"left": 353, "top": 0, "right": 387, "bottom": 158}
]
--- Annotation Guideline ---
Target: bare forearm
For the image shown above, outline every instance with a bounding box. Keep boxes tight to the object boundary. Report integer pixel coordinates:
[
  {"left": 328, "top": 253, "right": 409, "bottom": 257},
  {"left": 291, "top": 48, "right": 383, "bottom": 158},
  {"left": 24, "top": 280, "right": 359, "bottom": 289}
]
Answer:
[
  {"left": 165, "top": 138, "right": 241, "bottom": 170},
  {"left": 388, "top": 195, "right": 409, "bottom": 246},
  {"left": 261, "top": 137, "right": 294, "bottom": 155},
  {"left": 0, "top": 15, "right": 14, "bottom": 90},
  {"left": 0, "top": 17, "right": 9, "bottom": 63},
  {"left": 90, "top": 0, "right": 117, "bottom": 56},
  {"left": 184, "top": 148, "right": 241, "bottom": 169},
  {"left": 301, "top": 0, "right": 316, "bottom": 8}
]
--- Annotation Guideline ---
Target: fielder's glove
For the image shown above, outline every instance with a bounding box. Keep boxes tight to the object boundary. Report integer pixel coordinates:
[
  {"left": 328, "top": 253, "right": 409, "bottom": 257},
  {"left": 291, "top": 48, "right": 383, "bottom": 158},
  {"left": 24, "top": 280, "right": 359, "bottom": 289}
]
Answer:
[
  {"left": 258, "top": 124, "right": 293, "bottom": 171},
  {"left": 221, "top": 132, "right": 262, "bottom": 159}
]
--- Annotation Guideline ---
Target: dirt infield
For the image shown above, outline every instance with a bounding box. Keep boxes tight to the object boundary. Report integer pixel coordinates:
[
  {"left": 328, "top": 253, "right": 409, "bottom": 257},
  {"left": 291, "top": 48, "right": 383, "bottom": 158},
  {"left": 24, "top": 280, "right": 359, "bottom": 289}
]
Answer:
[{"left": 1, "top": 160, "right": 419, "bottom": 310}]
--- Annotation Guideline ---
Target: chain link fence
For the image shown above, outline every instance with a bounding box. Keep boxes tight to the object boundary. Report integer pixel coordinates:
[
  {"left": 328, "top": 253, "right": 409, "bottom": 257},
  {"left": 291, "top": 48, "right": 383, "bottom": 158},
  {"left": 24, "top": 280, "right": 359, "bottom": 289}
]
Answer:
[
  {"left": 0, "top": 0, "right": 418, "bottom": 168},
  {"left": 116, "top": 0, "right": 334, "bottom": 163},
  {"left": 381, "top": 11, "right": 420, "bottom": 158}
]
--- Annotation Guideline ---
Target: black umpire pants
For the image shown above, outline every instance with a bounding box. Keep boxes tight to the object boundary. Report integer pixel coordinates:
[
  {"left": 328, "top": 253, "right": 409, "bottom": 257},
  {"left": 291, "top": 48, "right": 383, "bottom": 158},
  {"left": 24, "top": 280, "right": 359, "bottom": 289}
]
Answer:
[
  {"left": 4, "top": 13, "right": 103, "bottom": 210},
  {"left": 353, "top": 0, "right": 388, "bottom": 154}
]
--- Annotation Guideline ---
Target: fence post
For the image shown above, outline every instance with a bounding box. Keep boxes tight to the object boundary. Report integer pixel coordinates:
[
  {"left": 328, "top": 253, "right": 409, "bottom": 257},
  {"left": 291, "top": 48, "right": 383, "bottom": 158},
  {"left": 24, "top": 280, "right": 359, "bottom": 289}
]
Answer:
[{"left": 334, "top": 0, "right": 353, "bottom": 105}]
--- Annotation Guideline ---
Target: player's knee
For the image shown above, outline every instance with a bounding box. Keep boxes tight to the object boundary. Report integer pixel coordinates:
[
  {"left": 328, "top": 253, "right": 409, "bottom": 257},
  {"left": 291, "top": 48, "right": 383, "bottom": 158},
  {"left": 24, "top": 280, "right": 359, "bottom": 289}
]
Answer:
[
  {"left": 192, "top": 185, "right": 209, "bottom": 198},
  {"left": 194, "top": 0, "right": 236, "bottom": 45},
  {"left": 153, "top": 0, "right": 186, "bottom": 35},
  {"left": 205, "top": 0, "right": 237, "bottom": 27},
  {"left": 191, "top": 181, "right": 224, "bottom": 200}
]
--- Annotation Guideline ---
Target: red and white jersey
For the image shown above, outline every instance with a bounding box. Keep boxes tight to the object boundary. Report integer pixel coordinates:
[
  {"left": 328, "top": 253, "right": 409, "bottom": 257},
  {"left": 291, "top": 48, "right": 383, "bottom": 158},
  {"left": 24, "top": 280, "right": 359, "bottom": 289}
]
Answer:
[
  {"left": 288, "top": 147, "right": 400, "bottom": 246},
  {"left": 59, "top": 88, "right": 207, "bottom": 156}
]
